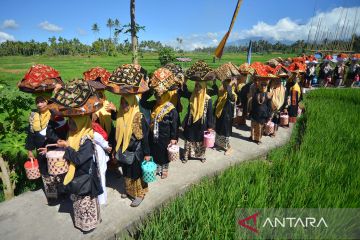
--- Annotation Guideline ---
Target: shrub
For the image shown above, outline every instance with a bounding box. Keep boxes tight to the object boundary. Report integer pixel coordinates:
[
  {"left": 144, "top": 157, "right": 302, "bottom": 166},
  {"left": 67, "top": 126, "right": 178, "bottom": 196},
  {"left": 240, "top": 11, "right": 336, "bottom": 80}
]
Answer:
[
  {"left": 158, "top": 47, "right": 176, "bottom": 66},
  {"left": 0, "top": 88, "right": 35, "bottom": 200}
]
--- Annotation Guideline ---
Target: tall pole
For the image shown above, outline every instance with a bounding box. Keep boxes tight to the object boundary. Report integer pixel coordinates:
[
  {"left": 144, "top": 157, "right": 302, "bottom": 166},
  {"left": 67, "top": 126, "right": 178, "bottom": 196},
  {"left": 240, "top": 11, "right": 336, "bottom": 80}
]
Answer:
[
  {"left": 130, "top": 0, "right": 138, "bottom": 64},
  {"left": 348, "top": 8, "right": 359, "bottom": 52}
]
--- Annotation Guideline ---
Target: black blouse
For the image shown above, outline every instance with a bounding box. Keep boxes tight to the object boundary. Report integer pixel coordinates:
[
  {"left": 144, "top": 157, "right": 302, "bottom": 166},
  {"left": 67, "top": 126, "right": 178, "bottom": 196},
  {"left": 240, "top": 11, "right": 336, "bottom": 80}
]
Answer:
[
  {"left": 250, "top": 91, "right": 272, "bottom": 124},
  {"left": 64, "top": 139, "right": 103, "bottom": 197},
  {"left": 214, "top": 84, "right": 236, "bottom": 137},
  {"left": 181, "top": 83, "right": 216, "bottom": 142}
]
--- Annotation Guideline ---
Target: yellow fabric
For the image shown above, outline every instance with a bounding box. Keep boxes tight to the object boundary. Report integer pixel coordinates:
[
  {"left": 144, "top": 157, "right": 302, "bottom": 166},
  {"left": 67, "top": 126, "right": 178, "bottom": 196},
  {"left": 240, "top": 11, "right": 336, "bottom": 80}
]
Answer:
[
  {"left": 95, "top": 100, "right": 112, "bottom": 135},
  {"left": 215, "top": 84, "right": 237, "bottom": 119},
  {"left": 237, "top": 83, "right": 245, "bottom": 92},
  {"left": 290, "top": 83, "right": 301, "bottom": 99},
  {"left": 214, "top": 0, "right": 243, "bottom": 58},
  {"left": 190, "top": 82, "right": 208, "bottom": 123},
  {"left": 115, "top": 95, "right": 139, "bottom": 153},
  {"left": 270, "top": 85, "right": 286, "bottom": 111},
  {"left": 32, "top": 110, "right": 51, "bottom": 131},
  {"left": 64, "top": 116, "right": 94, "bottom": 185},
  {"left": 168, "top": 89, "right": 178, "bottom": 107},
  {"left": 151, "top": 91, "right": 175, "bottom": 126}
]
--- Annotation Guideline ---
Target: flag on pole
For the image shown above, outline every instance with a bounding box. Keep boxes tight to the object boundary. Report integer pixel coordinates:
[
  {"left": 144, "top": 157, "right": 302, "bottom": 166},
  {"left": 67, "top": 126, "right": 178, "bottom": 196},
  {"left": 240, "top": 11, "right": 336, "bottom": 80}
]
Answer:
[
  {"left": 247, "top": 40, "right": 252, "bottom": 64},
  {"left": 214, "top": 0, "right": 243, "bottom": 59}
]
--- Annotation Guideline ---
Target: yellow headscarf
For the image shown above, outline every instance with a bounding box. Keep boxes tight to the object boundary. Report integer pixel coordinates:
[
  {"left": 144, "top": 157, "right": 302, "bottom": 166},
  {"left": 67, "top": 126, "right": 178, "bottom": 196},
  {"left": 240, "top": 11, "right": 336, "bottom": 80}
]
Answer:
[
  {"left": 290, "top": 82, "right": 301, "bottom": 99},
  {"left": 270, "top": 85, "right": 286, "bottom": 111},
  {"left": 64, "top": 115, "right": 94, "bottom": 185},
  {"left": 32, "top": 110, "right": 51, "bottom": 131},
  {"left": 151, "top": 91, "right": 175, "bottom": 126},
  {"left": 190, "top": 82, "right": 208, "bottom": 123},
  {"left": 95, "top": 99, "right": 112, "bottom": 135},
  {"left": 167, "top": 89, "right": 178, "bottom": 107},
  {"left": 215, "top": 84, "right": 237, "bottom": 119},
  {"left": 115, "top": 95, "right": 139, "bottom": 153}
]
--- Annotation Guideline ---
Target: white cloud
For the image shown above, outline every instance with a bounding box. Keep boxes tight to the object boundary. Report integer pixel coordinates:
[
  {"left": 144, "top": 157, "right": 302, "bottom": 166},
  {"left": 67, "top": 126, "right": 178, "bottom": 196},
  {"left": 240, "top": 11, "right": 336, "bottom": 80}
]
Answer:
[
  {"left": 1, "top": 19, "right": 19, "bottom": 29},
  {"left": 0, "top": 31, "right": 15, "bottom": 42},
  {"left": 77, "top": 28, "right": 87, "bottom": 36},
  {"left": 166, "top": 32, "right": 224, "bottom": 51},
  {"left": 39, "top": 21, "right": 63, "bottom": 32},
  {"left": 168, "top": 6, "right": 360, "bottom": 50},
  {"left": 237, "top": 7, "right": 360, "bottom": 42}
]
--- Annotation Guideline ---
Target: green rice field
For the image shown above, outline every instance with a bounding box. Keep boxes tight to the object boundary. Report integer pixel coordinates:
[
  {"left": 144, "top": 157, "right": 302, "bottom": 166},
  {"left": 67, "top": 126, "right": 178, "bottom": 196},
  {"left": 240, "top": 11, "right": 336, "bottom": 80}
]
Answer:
[
  {"left": 134, "top": 89, "right": 360, "bottom": 239},
  {"left": 0, "top": 53, "right": 295, "bottom": 86}
]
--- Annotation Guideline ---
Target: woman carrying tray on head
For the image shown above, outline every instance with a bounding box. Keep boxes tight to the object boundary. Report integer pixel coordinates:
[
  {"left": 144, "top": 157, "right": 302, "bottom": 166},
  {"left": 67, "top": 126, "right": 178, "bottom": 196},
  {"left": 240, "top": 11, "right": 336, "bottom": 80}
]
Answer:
[
  {"left": 83, "top": 67, "right": 120, "bottom": 174},
  {"left": 47, "top": 79, "right": 104, "bottom": 232},
  {"left": 106, "top": 64, "right": 152, "bottom": 207},
  {"left": 83, "top": 67, "right": 114, "bottom": 141},
  {"left": 249, "top": 63, "right": 274, "bottom": 144},
  {"left": 140, "top": 67, "right": 179, "bottom": 179},
  {"left": 213, "top": 63, "right": 239, "bottom": 155},
  {"left": 19, "top": 64, "right": 67, "bottom": 204},
  {"left": 181, "top": 60, "right": 215, "bottom": 163}
]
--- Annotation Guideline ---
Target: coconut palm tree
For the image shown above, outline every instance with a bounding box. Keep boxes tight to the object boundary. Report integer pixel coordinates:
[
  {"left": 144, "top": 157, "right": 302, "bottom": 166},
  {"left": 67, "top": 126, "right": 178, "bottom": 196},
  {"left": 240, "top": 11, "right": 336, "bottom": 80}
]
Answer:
[
  {"left": 113, "top": 19, "right": 121, "bottom": 45},
  {"left": 106, "top": 18, "right": 114, "bottom": 42},
  {"left": 92, "top": 23, "right": 100, "bottom": 36}
]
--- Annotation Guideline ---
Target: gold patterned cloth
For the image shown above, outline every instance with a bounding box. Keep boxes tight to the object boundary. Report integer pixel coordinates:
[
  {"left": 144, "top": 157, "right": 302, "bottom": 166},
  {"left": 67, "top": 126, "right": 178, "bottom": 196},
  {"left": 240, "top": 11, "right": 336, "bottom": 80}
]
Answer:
[
  {"left": 184, "top": 140, "right": 206, "bottom": 161},
  {"left": 124, "top": 177, "right": 148, "bottom": 198},
  {"left": 251, "top": 121, "right": 263, "bottom": 142},
  {"left": 215, "top": 134, "right": 230, "bottom": 150},
  {"left": 73, "top": 195, "right": 100, "bottom": 232}
]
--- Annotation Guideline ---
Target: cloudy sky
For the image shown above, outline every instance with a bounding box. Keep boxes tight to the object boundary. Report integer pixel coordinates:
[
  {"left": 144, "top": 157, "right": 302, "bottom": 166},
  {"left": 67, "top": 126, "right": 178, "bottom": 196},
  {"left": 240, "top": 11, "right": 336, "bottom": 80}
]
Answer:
[{"left": 1, "top": 0, "right": 359, "bottom": 50}]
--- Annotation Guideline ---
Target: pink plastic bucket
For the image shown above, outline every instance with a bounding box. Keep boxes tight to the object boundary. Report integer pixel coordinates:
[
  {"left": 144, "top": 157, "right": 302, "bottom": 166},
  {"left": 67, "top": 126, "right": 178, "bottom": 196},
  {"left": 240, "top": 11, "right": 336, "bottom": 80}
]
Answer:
[{"left": 203, "top": 131, "right": 215, "bottom": 148}]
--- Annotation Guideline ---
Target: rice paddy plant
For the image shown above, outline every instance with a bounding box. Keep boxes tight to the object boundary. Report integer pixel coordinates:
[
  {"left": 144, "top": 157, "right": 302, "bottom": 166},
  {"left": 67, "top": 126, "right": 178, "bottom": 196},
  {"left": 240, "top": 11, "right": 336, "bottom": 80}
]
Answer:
[{"left": 136, "top": 89, "right": 360, "bottom": 239}]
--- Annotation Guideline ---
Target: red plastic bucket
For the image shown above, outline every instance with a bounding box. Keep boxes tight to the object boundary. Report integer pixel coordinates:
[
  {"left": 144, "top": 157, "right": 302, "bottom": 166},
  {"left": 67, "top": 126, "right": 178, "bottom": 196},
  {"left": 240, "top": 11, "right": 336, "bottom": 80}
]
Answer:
[{"left": 24, "top": 158, "right": 41, "bottom": 180}]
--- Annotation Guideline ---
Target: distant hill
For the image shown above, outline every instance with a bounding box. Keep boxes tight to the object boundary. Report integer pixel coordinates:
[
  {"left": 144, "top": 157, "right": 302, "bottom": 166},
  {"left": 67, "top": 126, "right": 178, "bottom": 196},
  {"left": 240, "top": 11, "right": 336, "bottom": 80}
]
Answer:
[{"left": 227, "top": 37, "right": 294, "bottom": 46}]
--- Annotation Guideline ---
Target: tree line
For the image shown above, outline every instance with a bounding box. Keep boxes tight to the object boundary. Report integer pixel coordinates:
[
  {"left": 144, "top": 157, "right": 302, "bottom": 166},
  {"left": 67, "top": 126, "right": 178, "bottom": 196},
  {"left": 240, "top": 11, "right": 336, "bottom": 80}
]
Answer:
[
  {"left": 1, "top": 35, "right": 359, "bottom": 57},
  {"left": 0, "top": 37, "right": 167, "bottom": 57},
  {"left": 194, "top": 36, "right": 360, "bottom": 54}
]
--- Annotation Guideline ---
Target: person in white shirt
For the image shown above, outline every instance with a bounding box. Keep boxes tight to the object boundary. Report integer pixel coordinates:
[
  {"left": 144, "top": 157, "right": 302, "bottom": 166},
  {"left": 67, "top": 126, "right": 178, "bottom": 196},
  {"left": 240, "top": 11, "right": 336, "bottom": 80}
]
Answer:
[{"left": 92, "top": 114, "right": 112, "bottom": 205}]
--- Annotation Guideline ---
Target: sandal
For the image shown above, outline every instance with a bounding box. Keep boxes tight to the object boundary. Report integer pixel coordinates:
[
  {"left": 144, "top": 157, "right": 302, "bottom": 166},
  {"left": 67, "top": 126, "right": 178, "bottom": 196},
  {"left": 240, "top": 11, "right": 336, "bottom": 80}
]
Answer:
[
  {"left": 130, "top": 197, "right": 144, "bottom": 207},
  {"left": 224, "top": 147, "right": 233, "bottom": 156},
  {"left": 161, "top": 170, "right": 168, "bottom": 179}
]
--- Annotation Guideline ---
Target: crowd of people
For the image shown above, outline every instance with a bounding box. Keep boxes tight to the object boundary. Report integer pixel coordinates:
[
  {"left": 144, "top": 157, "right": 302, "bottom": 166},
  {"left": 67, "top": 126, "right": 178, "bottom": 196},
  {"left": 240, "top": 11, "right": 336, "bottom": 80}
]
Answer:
[
  {"left": 295, "top": 53, "right": 360, "bottom": 88},
  {"left": 18, "top": 52, "right": 360, "bottom": 233}
]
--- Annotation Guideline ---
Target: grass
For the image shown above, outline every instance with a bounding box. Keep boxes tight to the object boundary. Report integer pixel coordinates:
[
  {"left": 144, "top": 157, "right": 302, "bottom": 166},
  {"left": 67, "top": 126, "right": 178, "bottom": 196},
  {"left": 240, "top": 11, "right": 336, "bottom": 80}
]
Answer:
[
  {"left": 0, "top": 52, "right": 295, "bottom": 87},
  {"left": 134, "top": 89, "right": 360, "bottom": 239}
]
